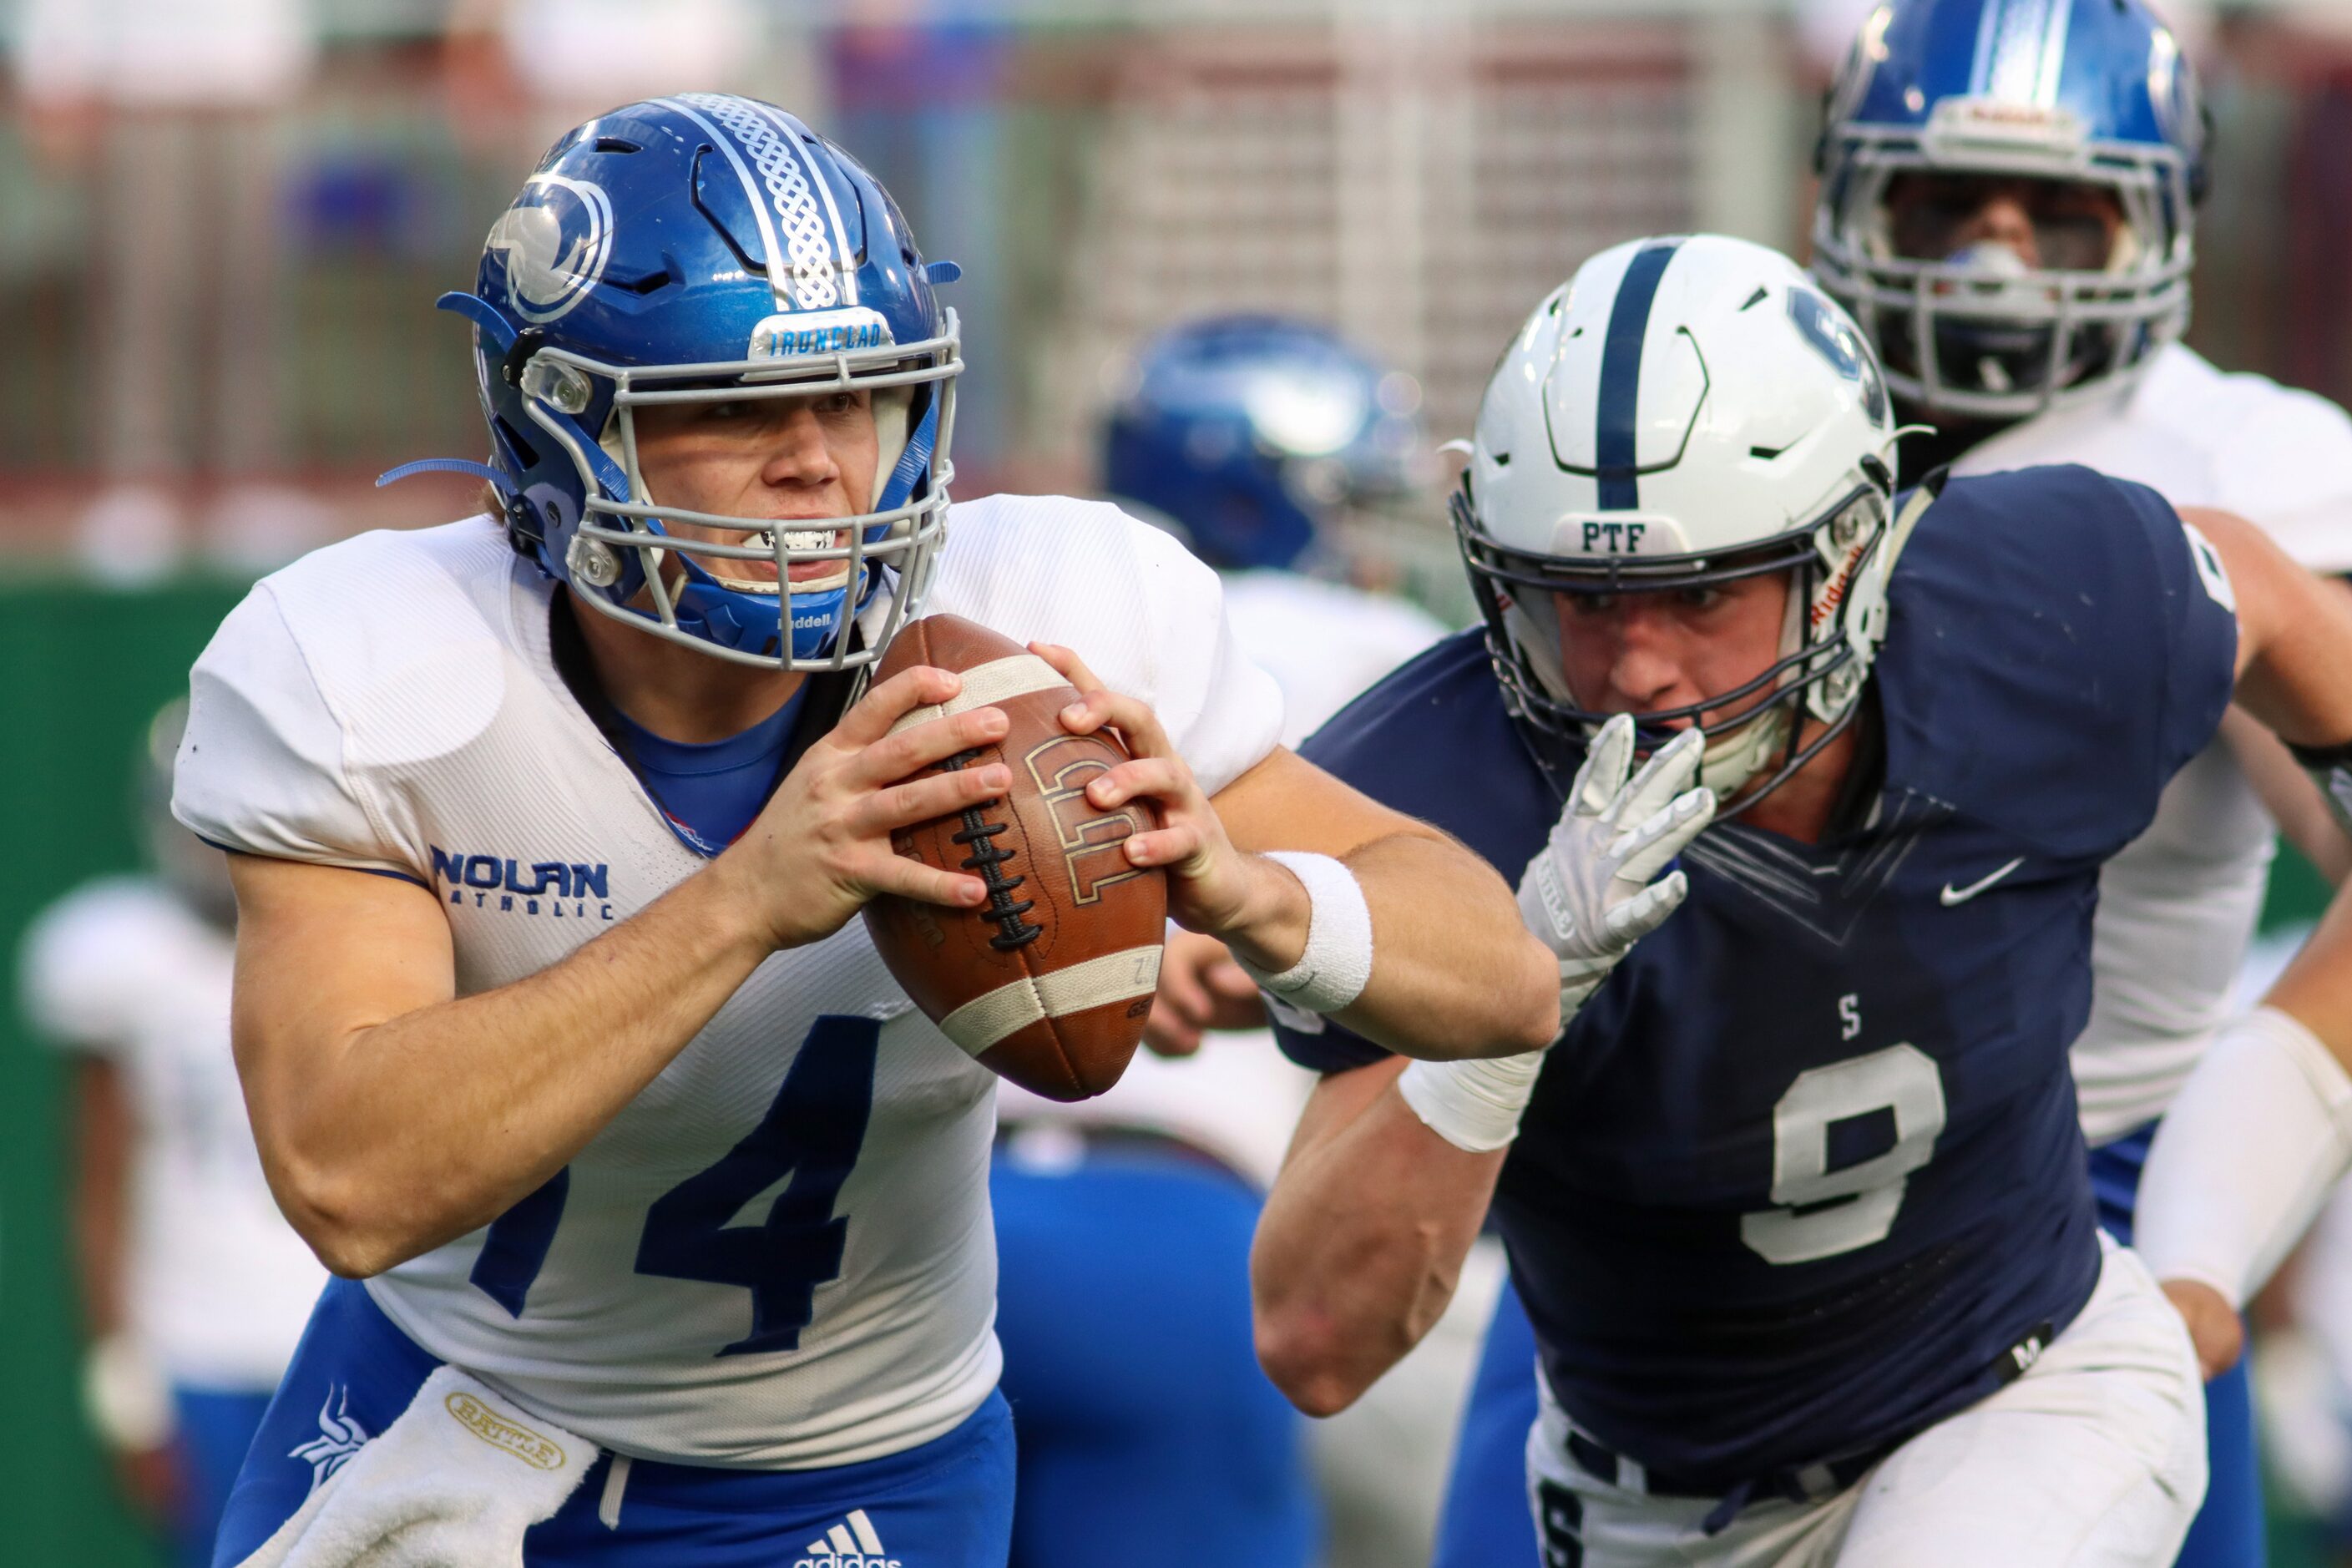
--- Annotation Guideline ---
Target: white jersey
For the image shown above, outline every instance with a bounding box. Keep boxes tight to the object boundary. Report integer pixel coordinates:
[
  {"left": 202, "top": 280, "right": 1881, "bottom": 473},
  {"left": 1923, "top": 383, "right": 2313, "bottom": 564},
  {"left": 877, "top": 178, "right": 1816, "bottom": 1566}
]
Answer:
[
  {"left": 16, "top": 877, "right": 327, "bottom": 1388},
  {"left": 173, "top": 495, "right": 1282, "bottom": 1469},
  {"left": 999, "top": 572, "right": 1446, "bottom": 1185},
  {"left": 1955, "top": 342, "right": 2352, "bottom": 1143},
  {"left": 1221, "top": 571, "right": 1451, "bottom": 750}
]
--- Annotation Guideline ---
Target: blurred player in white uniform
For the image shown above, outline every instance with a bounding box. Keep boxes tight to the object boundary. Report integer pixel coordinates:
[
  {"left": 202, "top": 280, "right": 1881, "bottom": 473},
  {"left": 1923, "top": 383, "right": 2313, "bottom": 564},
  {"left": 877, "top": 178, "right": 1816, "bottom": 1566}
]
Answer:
[
  {"left": 989, "top": 316, "right": 1453, "bottom": 1568},
  {"left": 16, "top": 703, "right": 326, "bottom": 1568},
  {"left": 180, "top": 96, "right": 1558, "bottom": 1568},
  {"left": 1433, "top": 5, "right": 2352, "bottom": 1565}
]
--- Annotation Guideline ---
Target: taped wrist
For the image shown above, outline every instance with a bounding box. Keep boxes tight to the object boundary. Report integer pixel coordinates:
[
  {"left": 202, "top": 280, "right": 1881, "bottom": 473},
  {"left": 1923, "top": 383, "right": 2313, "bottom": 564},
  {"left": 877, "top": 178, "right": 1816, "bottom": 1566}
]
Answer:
[
  {"left": 1235, "top": 852, "right": 1373, "bottom": 1015},
  {"left": 2135, "top": 1006, "right": 2352, "bottom": 1308},
  {"left": 1399, "top": 1050, "right": 1547, "bottom": 1152},
  {"left": 2289, "top": 736, "right": 2352, "bottom": 840}
]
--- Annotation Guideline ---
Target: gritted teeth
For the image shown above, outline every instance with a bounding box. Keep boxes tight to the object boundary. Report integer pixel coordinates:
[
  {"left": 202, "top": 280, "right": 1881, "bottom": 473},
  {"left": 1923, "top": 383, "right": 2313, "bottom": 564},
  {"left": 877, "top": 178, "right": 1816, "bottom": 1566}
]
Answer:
[{"left": 739, "top": 526, "right": 837, "bottom": 552}]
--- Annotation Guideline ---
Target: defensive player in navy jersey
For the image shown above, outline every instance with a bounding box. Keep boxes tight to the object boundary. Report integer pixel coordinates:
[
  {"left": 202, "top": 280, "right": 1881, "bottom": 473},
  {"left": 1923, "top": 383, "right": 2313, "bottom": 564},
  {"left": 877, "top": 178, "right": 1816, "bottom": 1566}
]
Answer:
[
  {"left": 1250, "top": 232, "right": 2352, "bottom": 1565},
  {"left": 1431, "top": 5, "right": 2352, "bottom": 1563}
]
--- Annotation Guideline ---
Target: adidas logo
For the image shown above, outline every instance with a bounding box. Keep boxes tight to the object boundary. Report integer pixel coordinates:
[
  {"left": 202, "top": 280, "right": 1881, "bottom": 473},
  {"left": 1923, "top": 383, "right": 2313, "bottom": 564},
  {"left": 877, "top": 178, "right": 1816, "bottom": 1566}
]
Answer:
[{"left": 796, "top": 1508, "right": 902, "bottom": 1568}]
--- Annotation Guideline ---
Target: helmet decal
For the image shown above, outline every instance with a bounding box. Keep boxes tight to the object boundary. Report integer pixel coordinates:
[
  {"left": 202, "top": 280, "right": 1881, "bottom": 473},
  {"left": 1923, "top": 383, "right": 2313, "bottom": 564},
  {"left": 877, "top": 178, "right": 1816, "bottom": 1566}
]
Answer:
[
  {"left": 1594, "top": 240, "right": 1685, "bottom": 512},
  {"left": 486, "top": 175, "right": 615, "bottom": 326},
  {"left": 1971, "top": 0, "right": 2074, "bottom": 106},
  {"left": 667, "top": 93, "right": 853, "bottom": 312},
  {"left": 1789, "top": 287, "right": 1891, "bottom": 427}
]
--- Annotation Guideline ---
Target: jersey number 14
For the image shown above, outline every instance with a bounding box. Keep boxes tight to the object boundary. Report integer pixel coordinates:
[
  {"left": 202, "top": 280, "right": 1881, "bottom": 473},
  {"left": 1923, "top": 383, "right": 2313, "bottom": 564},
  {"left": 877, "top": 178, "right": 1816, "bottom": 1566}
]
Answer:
[
  {"left": 472, "top": 1014, "right": 880, "bottom": 1354},
  {"left": 1741, "top": 1043, "right": 1947, "bottom": 1266}
]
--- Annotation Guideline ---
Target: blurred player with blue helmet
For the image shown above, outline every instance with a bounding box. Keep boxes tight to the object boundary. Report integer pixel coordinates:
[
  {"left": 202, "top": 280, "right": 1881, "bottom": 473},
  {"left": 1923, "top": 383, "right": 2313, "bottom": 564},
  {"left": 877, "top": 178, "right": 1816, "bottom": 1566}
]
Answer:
[
  {"left": 1102, "top": 316, "right": 1453, "bottom": 752},
  {"left": 1429, "top": 6, "right": 2352, "bottom": 1565},
  {"left": 986, "top": 316, "right": 1455, "bottom": 1568},
  {"left": 176, "top": 95, "right": 1554, "bottom": 1568}
]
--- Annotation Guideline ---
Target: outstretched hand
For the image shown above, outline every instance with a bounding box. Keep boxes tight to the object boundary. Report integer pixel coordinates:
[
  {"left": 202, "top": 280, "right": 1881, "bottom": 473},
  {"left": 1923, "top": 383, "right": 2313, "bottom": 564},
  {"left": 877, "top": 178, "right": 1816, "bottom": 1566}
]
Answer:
[{"left": 1520, "top": 714, "right": 1716, "bottom": 1015}]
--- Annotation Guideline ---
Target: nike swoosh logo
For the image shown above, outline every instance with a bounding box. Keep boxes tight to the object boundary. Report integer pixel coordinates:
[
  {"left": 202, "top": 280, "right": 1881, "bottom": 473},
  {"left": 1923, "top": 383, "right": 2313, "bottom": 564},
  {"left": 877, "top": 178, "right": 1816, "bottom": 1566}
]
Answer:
[{"left": 1940, "top": 857, "right": 2025, "bottom": 907}]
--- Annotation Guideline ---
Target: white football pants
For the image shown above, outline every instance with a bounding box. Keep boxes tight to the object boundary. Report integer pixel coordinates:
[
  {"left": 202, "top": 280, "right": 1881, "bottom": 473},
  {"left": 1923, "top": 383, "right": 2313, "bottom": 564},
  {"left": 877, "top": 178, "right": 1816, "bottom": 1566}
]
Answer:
[{"left": 1524, "top": 1238, "right": 2207, "bottom": 1566}]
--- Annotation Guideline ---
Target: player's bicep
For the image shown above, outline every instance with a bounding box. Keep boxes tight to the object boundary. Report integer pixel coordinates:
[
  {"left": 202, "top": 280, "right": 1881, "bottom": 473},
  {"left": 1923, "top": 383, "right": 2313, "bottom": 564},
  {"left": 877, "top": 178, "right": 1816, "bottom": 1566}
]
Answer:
[
  {"left": 2184, "top": 507, "right": 2352, "bottom": 746},
  {"left": 228, "top": 855, "right": 455, "bottom": 1141}
]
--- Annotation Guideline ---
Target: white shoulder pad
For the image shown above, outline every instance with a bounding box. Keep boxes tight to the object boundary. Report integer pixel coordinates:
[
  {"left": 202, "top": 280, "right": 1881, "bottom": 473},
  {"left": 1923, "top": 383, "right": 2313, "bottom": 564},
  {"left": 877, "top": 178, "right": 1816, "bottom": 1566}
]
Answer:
[
  {"left": 175, "top": 520, "right": 521, "bottom": 878},
  {"left": 925, "top": 494, "right": 1286, "bottom": 795},
  {"left": 1965, "top": 346, "right": 2352, "bottom": 574},
  {"left": 17, "top": 877, "right": 189, "bottom": 1050}
]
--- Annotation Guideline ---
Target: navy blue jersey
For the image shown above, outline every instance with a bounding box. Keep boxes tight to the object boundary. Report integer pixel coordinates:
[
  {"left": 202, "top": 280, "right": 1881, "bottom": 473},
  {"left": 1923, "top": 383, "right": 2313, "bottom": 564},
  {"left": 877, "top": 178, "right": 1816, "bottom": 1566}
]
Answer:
[{"left": 1280, "top": 466, "right": 2237, "bottom": 1485}]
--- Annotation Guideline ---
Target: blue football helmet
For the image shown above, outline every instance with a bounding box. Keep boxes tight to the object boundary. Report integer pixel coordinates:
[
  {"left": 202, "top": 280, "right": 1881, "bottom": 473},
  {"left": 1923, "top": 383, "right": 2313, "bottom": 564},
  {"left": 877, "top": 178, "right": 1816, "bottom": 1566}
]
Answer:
[
  {"left": 401, "top": 94, "right": 961, "bottom": 670},
  {"left": 1812, "top": 0, "right": 2205, "bottom": 421},
  {"left": 1100, "top": 316, "right": 1424, "bottom": 574}
]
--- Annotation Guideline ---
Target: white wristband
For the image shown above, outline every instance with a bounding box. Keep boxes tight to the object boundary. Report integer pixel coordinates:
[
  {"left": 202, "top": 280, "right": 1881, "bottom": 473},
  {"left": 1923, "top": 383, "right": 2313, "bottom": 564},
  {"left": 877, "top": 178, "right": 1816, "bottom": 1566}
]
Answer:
[
  {"left": 2136, "top": 1006, "right": 2352, "bottom": 1308},
  {"left": 1399, "top": 1051, "right": 1548, "bottom": 1152},
  {"left": 1236, "top": 851, "right": 1373, "bottom": 1015}
]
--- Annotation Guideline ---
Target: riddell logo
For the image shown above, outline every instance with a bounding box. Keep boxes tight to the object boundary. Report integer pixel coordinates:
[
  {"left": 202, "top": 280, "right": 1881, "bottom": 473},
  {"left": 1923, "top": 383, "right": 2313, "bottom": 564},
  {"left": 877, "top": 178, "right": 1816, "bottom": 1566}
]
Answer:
[
  {"left": 1808, "top": 539, "right": 1871, "bottom": 631},
  {"left": 797, "top": 1509, "right": 900, "bottom": 1568}
]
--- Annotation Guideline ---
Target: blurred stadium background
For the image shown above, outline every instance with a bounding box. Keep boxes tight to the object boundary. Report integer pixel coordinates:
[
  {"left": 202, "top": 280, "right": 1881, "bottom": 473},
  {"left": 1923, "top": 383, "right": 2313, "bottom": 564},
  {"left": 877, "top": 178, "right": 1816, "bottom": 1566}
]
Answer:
[{"left": 4, "top": 2, "right": 2351, "bottom": 1564}]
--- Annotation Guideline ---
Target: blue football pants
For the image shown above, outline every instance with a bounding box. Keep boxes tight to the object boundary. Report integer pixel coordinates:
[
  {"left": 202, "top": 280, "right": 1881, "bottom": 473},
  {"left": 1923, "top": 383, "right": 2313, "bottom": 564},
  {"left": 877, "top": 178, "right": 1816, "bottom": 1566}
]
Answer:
[
  {"left": 213, "top": 1278, "right": 1016, "bottom": 1567},
  {"left": 991, "top": 1148, "right": 1318, "bottom": 1568}
]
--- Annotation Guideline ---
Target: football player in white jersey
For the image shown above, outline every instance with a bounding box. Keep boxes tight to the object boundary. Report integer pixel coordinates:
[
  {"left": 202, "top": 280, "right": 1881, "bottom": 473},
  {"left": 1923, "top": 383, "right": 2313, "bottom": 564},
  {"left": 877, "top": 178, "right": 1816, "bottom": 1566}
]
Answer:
[
  {"left": 986, "top": 316, "right": 1455, "bottom": 1568},
  {"left": 1431, "top": 5, "right": 2352, "bottom": 1565},
  {"left": 16, "top": 702, "right": 326, "bottom": 1568},
  {"left": 177, "top": 97, "right": 1558, "bottom": 1568}
]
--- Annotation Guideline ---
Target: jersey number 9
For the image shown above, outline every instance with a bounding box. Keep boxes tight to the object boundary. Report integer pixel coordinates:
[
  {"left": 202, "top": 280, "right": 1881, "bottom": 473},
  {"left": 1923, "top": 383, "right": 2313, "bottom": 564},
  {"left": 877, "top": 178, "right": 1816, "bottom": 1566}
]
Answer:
[{"left": 1740, "top": 1044, "right": 1947, "bottom": 1266}]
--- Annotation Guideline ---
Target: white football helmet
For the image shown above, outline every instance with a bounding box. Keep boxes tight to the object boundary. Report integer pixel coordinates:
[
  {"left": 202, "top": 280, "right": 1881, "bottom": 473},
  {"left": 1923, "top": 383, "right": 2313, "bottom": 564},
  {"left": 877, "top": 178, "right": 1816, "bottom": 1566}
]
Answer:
[{"left": 1457, "top": 235, "right": 1902, "bottom": 807}]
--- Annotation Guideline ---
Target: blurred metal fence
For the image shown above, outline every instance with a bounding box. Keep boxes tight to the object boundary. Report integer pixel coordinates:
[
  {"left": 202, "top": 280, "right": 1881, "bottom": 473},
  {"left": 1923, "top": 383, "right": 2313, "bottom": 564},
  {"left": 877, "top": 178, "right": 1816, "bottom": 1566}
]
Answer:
[{"left": 0, "top": 10, "right": 2347, "bottom": 561}]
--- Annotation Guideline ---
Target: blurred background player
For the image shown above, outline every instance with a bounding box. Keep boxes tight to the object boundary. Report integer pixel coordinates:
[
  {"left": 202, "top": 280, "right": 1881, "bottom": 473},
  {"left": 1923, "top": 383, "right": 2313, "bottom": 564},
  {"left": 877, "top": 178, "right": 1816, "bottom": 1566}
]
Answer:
[
  {"left": 1100, "top": 315, "right": 1450, "bottom": 741},
  {"left": 1433, "top": 4, "right": 2352, "bottom": 1565},
  {"left": 15, "top": 702, "right": 326, "bottom": 1568},
  {"left": 989, "top": 313, "right": 1464, "bottom": 1568}
]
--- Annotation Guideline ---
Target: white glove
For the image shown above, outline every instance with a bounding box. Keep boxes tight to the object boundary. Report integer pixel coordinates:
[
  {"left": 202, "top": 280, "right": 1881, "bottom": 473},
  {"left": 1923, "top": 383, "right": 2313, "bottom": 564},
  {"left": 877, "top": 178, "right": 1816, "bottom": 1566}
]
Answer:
[
  {"left": 1520, "top": 714, "right": 1714, "bottom": 1015},
  {"left": 1399, "top": 716, "right": 1712, "bottom": 1155}
]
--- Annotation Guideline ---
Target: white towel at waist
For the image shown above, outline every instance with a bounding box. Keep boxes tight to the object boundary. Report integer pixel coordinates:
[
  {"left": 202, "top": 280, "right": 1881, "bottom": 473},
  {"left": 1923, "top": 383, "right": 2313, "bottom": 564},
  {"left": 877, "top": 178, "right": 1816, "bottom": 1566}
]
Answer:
[{"left": 237, "top": 1364, "right": 595, "bottom": 1567}]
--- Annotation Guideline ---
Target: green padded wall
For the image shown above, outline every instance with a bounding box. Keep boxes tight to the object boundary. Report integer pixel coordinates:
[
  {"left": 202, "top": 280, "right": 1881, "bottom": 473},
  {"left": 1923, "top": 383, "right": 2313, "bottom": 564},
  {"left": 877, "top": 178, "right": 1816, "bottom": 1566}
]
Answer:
[
  {"left": 1, "top": 577, "right": 245, "bottom": 1568},
  {"left": 0, "top": 574, "right": 2335, "bottom": 1567}
]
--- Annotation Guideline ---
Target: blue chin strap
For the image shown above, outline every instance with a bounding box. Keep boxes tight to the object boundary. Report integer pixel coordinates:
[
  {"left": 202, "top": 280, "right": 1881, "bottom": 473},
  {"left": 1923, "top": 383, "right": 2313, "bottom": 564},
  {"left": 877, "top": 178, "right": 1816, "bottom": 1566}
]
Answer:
[
  {"left": 657, "top": 391, "right": 943, "bottom": 663},
  {"left": 377, "top": 456, "right": 518, "bottom": 497}
]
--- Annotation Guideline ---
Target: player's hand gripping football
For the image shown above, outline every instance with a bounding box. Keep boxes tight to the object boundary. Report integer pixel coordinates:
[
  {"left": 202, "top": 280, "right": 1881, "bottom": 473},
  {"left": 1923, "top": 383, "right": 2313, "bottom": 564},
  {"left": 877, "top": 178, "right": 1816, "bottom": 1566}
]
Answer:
[
  {"left": 1522, "top": 714, "right": 1715, "bottom": 1015},
  {"left": 1027, "top": 641, "right": 1260, "bottom": 940},
  {"left": 716, "top": 665, "right": 1012, "bottom": 952}
]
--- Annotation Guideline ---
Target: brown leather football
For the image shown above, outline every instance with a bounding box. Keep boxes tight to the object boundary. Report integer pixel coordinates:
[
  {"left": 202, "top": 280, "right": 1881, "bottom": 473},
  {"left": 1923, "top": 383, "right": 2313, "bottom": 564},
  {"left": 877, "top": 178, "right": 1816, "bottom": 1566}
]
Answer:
[{"left": 862, "top": 615, "right": 1167, "bottom": 1101}]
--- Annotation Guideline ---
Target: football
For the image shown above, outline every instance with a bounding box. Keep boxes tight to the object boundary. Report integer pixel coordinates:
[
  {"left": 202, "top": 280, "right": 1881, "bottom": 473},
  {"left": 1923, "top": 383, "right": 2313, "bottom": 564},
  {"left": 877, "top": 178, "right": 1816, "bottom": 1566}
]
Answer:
[{"left": 862, "top": 615, "right": 1168, "bottom": 1100}]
